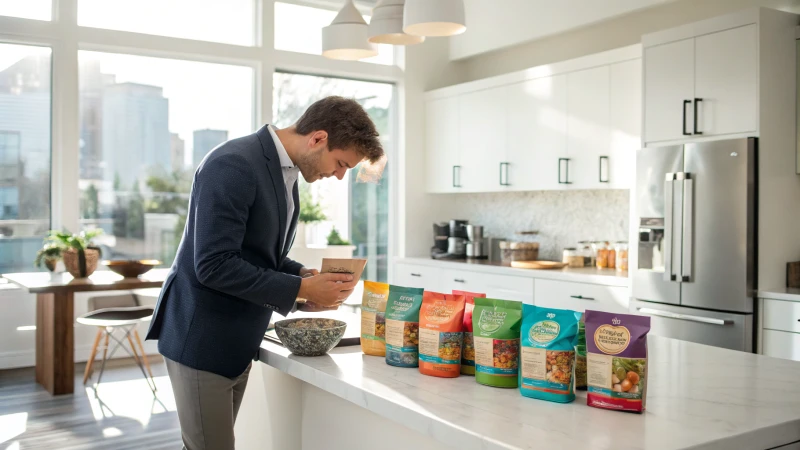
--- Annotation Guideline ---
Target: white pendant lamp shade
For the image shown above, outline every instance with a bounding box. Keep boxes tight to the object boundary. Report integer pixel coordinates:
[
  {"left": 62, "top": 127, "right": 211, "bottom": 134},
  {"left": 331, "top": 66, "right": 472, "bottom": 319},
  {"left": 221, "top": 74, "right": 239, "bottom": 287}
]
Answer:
[
  {"left": 368, "top": 0, "right": 425, "bottom": 45},
  {"left": 322, "top": 0, "right": 378, "bottom": 60},
  {"left": 403, "top": 0, "right": 466, "bottom": 37}
]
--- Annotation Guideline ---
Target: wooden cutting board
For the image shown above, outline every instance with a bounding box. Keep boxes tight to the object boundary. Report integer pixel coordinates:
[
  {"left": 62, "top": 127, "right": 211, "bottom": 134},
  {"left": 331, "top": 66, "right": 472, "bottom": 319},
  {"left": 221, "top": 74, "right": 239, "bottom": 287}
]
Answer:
[{"left": 510, "top": 260, "right": 568, "bottom": 270}]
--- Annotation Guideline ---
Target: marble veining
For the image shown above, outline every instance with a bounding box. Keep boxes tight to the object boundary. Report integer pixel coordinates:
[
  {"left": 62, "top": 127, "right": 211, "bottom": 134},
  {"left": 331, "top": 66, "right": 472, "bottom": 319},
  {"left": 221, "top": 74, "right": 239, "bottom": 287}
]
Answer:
[
  {"left": 259, "top": 336, "right": 800, "bottom": 450},
  {"left": 451, "top": 190, "right": 630, "bottom": 261}
]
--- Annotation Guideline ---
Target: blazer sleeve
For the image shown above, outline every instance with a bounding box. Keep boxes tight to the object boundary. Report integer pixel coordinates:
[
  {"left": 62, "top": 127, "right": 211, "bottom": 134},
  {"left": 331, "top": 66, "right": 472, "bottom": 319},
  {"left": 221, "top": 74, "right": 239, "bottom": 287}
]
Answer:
[
  {"left": 192, "top": 153, "right": 299, "bottom": 316},
  {"left": 280, "top": 256, "right": 304, "bottom": 276}
]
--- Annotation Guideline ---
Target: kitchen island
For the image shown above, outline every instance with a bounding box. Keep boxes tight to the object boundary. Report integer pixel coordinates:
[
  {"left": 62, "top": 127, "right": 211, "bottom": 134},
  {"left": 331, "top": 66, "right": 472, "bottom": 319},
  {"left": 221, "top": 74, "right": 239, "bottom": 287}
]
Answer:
[{"left": 234, "top": 335, "right": 800, "bottom": 450}]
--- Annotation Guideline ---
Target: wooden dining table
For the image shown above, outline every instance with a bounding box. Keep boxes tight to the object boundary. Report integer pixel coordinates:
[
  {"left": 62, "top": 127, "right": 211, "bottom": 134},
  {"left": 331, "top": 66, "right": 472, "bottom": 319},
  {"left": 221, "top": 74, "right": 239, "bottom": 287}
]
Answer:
[{"left": 2, "top": 269, "right": 168, "bottom": 395}]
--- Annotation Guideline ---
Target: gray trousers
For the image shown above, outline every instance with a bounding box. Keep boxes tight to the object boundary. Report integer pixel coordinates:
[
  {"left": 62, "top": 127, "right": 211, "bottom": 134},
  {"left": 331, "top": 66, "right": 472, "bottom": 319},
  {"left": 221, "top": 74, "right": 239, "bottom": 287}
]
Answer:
[{"left": 165, "top": 357, "right": 252, "bottom": 450}]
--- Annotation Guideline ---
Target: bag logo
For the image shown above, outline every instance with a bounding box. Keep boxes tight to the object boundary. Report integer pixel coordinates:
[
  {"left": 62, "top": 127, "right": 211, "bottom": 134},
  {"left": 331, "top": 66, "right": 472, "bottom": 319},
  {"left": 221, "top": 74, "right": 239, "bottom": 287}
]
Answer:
[
  {"left": 594, "top": 324, "right": 631, "bottom": 355},
  {"left": 366, "top": 291, "right": 384, "bottom": 309},
  {"left": 529, "top": 320, "right": 560, "bottom": 343},
  {"left": 477, "top": 309, "right": 506, "bottom": 334},
  {"left": 424, "top": 300, "right": 456, "bottom": 323}
]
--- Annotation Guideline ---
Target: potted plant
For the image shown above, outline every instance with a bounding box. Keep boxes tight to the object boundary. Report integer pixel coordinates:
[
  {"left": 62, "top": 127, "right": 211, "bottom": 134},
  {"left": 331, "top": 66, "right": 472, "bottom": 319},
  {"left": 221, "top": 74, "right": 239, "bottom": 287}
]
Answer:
[
  {"left": 326, "top": 227, "right": 351, "bottom": 246},
  {"left": 45, "top": 229, "right": 104, "bottom": 278},
  {"left": 297, "top": 182, "right": 326, "bottom": 247},
  {"left": 34, "top": 242, "right": 62, "bottom": 272}
]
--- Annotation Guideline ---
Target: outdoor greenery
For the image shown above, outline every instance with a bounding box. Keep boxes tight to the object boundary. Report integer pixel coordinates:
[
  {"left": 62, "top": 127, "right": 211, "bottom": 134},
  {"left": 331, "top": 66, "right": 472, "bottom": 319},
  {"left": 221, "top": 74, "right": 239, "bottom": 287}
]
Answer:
[
  {"left": 326, "top": 227, "right": 350, "bottom": 246},
  {"left": 298, "top": 181, "right": 326, "bottom": 223},
  {"left": 34, "top": 242, "right": 62, "bottom": 268}
]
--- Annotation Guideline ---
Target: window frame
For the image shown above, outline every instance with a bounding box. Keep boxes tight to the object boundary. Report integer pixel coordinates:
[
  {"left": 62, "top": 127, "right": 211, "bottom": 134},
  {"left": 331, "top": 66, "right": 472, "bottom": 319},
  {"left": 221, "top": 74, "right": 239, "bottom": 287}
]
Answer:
[{"left": 0, "top": 0, "right": 402, "bottom": 276}]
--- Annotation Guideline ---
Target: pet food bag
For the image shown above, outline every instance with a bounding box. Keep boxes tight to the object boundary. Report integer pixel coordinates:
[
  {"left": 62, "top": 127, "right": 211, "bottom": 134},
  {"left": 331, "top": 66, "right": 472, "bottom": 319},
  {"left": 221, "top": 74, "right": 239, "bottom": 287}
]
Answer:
[
  {"left": 585, "top": 310, "right": 650, "bottom": 413},
  {"left": 519, "top": 305, "right": 582, "bottom": 403},
  {"left": 361, "top": 281, "right": 389, "bottom": 356},
  {"left": 453, "top": 290, "right": 486, "bottom": 375},
  {"left": 575, "top": 315, "right": 588, "bottom": 391},
  {"left": 418, "top": 292, "right": 466, "bottom": 378},
  {"left": 385, "top": 285, "right": 425, "bottom": 367},
  {"left": 473, "top": 298, "right": 523, "bottom": 388}
]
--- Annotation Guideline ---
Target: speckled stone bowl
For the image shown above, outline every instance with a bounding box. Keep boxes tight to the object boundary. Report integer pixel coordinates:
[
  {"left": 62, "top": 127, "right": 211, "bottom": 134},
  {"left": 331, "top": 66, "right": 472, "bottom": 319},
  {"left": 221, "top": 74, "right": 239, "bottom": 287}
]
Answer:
[{"left": 274, "top": 318, "right": 347, "bottom": 356}]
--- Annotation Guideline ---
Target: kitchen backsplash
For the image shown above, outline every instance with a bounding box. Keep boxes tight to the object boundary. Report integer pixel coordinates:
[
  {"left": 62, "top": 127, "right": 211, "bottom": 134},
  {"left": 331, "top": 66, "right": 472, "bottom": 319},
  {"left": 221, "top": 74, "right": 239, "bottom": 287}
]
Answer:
[{"left": 450, "top": 190, "right": 630, "bottom": 260}]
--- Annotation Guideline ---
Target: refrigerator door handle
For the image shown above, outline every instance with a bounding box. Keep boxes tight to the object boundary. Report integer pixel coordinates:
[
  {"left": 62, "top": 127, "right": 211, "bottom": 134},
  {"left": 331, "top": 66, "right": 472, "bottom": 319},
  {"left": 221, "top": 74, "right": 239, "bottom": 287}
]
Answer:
[
  {"left": 637, "top": 307, "right": 734, "bottom": 326},
  {"left": 681, "top": 174, "right": 693, "bottom": 282},
  {"left": 664, "top": 173, "right": 676, "bottom": 282}
]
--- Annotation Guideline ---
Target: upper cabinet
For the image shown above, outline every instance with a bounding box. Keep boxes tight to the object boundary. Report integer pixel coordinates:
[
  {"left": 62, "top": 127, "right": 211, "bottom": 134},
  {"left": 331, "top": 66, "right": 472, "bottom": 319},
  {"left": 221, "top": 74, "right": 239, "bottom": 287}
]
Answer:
[
  {"left": 425, "top": 45, "right": 641, "bottom": 194},
  {"left": 643, "top": 19, "right": 761, "bottom": 146}
]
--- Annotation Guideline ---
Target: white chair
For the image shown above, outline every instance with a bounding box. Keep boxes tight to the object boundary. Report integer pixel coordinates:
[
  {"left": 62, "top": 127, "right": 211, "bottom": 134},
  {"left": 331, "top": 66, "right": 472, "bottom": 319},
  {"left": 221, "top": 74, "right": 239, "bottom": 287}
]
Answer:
[{"left": 78, "top": 293, "right": 156, "bottom": 393}]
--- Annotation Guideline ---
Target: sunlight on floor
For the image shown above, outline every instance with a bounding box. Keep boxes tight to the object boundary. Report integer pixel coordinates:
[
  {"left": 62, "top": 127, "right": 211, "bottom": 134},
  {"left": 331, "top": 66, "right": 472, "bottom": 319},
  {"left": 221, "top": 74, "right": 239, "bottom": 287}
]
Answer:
[
  {"left": 0, "top": 412, "right": 27, "bottom": 444},
  {"left": 84, "top": 376, "right": 176, "bottom": 427}
]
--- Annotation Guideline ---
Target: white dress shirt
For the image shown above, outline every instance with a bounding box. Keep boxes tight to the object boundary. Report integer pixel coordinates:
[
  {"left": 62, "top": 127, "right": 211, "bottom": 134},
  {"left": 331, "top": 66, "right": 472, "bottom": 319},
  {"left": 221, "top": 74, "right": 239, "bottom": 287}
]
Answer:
[{"left": 267, "top": 125, "right": 301, "bottom": 249}]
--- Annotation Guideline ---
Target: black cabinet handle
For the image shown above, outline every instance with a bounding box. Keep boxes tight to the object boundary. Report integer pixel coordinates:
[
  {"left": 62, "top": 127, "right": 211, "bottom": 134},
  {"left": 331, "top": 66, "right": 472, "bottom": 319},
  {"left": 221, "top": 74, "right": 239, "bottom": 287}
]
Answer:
[
  {"left": 693, "top": 98, "right": 703, "bottom": 135},
  {"left": 683, "top": 100, "right": 692, "bottom": 136},
  {"left": 410, "top": 273, "right": 421, "bottom": 277},
  {"left": 599, "top": 156, "right": 609, "bottom": 183},
  {"left": 499, "top": 162, "right": 510, "bottom": 186},
  {"left": 452, "top": 165, "right": 462, "bottom": 188},
  {"left": 454, "top": 279, "right": 465, "bottom": 283},
  {"left": 558, "top": 158, "right": 572, "bottom": 184},
  {"left": 570, "top": 295, "right": 595, "bottom": 300}
]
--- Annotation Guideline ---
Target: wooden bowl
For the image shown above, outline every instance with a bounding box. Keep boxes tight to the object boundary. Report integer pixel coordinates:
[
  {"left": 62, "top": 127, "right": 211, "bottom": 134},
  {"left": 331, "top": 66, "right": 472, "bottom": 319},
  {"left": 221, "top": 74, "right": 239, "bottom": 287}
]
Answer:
[{"left": 102, "top": 260, "right": 161, "bottom": 278}]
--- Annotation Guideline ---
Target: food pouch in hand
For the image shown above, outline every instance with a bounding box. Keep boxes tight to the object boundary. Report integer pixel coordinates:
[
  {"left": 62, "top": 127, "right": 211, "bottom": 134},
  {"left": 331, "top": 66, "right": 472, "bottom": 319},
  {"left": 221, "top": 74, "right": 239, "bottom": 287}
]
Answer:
[
  {"left": 453, "top": 290, "right": 486, "bottom": 375},
  {"left": 519, "top": 305, "right": 582, "bottom": 403},
  {"left": 418, "top": 292, "right": 466, "bottom": 378},
  {"left": 361, "top": 281, "right": 389, "bottom": 356},
  {"left": 385, "top": 285, "right": 424, "bottom": 367},
  {"left": 473, "top": 298, "right": 523, "bottom": 388},
  {"left": 585, "top": 310, "right": 650, "bottom": 413}
]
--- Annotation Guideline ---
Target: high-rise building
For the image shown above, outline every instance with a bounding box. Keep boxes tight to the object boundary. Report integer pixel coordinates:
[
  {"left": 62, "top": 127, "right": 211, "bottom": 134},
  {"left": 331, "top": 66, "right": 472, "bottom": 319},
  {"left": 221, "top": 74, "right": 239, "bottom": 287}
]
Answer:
[
  {"left": 193, "top": 129, "right": 228, "bottom": 168},
  {"left": 79, "top": 59, "right": 115, "bottom": 181},
  {"left": 170, "top": 133, "right": 185, "bottom": 173},
  {"left": 101, "top": 82, "right": 170, "bottom": 187}
]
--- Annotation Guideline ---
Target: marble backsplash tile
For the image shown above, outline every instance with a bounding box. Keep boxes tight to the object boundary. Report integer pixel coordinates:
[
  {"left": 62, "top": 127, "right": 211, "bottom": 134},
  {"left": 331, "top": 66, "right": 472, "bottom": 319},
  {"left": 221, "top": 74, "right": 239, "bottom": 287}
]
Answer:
[{"left": 450, "top": 190, "right": 630, "bottom": 261}]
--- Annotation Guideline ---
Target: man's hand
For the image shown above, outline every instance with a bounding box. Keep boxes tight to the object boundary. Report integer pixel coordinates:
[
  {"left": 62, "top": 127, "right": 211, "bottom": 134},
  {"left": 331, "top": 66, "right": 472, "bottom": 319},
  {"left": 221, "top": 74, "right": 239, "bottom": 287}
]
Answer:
[
  {"left": 297, "top": 272, "right": 357, "bottom": 307},
  {"left": 299, "top": 267, "right": 320, "bottom": 277},
  {"left": 296, "top": 301, "right": 341, "bottom": 312}
]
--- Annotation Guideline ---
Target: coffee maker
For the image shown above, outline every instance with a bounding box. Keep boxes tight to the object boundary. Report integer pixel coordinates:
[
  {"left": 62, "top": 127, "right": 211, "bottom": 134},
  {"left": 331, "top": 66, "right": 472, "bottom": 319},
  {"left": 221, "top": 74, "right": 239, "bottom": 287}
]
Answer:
[{"left": 431, "top": 220, "right": 468, "bottom": 260}]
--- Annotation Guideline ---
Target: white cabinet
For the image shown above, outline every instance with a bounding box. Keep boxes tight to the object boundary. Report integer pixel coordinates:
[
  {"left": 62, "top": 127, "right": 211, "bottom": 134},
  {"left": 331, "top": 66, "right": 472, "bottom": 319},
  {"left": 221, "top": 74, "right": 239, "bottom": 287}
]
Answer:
[
  {"left": 425, "top": 97, "right": 460, "bottom": 193},
  {"left": 694, "top": 25, "right": 758, "bottom": 137},
  {"left": 393, "top": 263, "right": 442, "bottom": 291},
  {"left": 534, "top": 279, "right": 629, "bottom": 314},
  {"left": 643, "top": 38, "right": 695, "bottom": 143},
  {"left": 566, "top": 66, "right": 610, "bottom": 189},
  {"left": 458, "top": 86, "right": 509, "bottom": 192},
  {"left": 440, "top": 268, "right": 486, "bottom": 294},
  {"left": 762, "top": 329, "right": 800, "bottom": 361},
  {"left": 440, "top": 269, "right": 534, "bottom": 303},
  {"left": 761, "top": 298, "right": 800, "bottom": 362},
  {"left": 643, "top": 24, "right": 758, "bottom": 145},
  {"left": 608, "top": 59, "right": 642, "bottom": 189},
  {"left": 507, "top": 75, "right": 567, "bottom": 191}
]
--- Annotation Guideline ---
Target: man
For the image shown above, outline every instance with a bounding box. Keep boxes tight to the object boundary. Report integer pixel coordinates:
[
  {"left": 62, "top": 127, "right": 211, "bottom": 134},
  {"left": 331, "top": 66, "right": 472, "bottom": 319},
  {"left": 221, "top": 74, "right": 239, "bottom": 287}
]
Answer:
[{"left": 145, "top": 96, "right": 384, "bottom": 450}]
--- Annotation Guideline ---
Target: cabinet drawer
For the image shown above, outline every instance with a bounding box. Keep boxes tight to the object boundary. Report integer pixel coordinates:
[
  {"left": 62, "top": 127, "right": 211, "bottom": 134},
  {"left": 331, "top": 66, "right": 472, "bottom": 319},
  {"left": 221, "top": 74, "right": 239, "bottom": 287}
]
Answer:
[
  {"left": 441, "top": 268, "right": 485, "bottom": 295},
  {"left": 478, "top": 273, "right": 534, "bottom": 304},
  {"left": 762, "top": 329, "right": 800, "bottom": 362},
  {"left": 534, "top": 279, "right": 628, "bottom": 313},
  {"left": 763, "top": 299, "right": 800, "bottom": 333},
  {"left": 393, "top": 264, "right": 441, "bottom": 291}
]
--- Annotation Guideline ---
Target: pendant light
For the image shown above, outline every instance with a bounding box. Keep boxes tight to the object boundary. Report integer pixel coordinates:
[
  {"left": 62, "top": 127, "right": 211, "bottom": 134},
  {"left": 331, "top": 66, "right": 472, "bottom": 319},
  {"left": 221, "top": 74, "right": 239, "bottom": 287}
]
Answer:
[
  {"left": 322, "top": 0, "right": 378, "bottom": 60},
  {"left": 368, "top": 0, "right": 425, "bottom": 45},
  {"left": 403, "top": 0, "right": 466, "bottom": 37}
]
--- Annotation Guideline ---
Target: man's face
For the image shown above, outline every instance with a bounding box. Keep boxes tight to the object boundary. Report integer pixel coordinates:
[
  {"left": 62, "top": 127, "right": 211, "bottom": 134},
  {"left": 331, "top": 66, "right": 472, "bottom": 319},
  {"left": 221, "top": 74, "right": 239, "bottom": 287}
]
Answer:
[{"left": 297, "top": 130, "right": 364, "bottom": 183}]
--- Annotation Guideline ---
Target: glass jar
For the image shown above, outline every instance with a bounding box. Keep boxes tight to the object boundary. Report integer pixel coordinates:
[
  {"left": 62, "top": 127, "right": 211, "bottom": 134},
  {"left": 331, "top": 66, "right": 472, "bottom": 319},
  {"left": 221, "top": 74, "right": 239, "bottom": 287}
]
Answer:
[
  {"left": 607, "top": 242, "right": 616, "bottom": 270},
  {"left": 615, "top": 241, "right": 629, "bottom": 272},
  {"left": 578, "top": 241, "right": 595, "bottom": 267},
  {"left": 593, "top": 241, "right": 610, "bottom": 269},
  {"left": 500, "top": 241, "right": 540, "bottom": 263},
  {"left": 562, "top": 247, "right": 583, "bottom": 268}
]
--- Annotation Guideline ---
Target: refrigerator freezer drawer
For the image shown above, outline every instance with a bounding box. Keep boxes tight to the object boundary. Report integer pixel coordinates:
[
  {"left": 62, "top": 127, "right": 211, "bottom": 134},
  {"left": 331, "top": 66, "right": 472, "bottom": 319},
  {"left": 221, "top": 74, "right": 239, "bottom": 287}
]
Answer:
[
  {"left": 631, "top": 300, "right": 753, "bottom": 352},
  {"left": 762, "top": 329, "right": 800, "bottom": 362}
]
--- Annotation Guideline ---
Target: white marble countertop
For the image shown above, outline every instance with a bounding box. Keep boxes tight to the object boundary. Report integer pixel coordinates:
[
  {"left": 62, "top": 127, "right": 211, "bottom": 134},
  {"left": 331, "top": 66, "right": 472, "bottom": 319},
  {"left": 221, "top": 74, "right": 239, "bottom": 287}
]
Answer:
[
  {"left": 259, "top": 336, "right": 800, "bottom": 450},
  {"left": 397, "top": 256, "right": 629, "bottom": 287},
  {"left": 758, "top": 287, "right": 800, "bottom": 302}
]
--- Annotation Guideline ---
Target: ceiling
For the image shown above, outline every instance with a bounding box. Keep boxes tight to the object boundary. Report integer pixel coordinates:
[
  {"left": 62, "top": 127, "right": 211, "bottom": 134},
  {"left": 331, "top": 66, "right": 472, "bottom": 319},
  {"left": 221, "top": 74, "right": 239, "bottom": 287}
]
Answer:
[{"left": 450, "top": 0, "right": 679, "bottom": 60}]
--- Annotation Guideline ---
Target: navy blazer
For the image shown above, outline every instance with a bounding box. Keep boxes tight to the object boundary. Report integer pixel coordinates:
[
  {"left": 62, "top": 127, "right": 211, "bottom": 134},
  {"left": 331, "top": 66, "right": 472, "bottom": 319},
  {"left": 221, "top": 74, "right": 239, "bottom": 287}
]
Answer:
[{"left": 146, "top": 125, "right": 303, "bottom": 378}]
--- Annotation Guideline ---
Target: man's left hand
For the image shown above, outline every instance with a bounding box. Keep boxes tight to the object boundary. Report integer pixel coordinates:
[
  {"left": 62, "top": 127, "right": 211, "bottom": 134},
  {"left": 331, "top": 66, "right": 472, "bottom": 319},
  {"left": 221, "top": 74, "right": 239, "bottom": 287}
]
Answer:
[
  {"left": 299, "top": 267, "right": 320, "bottom": 277},
  {"left": 296, "top": 301, "right": 341, "bottom": 312}
]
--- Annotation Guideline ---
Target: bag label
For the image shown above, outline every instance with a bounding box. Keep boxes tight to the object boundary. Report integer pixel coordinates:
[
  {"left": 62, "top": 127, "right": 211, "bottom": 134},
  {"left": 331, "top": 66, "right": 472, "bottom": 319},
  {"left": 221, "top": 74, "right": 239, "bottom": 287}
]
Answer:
[{"left": 594, "top": 323, "right": 631, "bottom": 355}]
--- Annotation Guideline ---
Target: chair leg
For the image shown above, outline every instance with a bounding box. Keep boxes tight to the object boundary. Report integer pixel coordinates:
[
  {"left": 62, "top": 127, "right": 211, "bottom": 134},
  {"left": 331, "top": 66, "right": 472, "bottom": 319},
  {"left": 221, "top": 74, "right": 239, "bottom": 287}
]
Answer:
[
  {"left": 102, "top": 331, "right": 110, "bottom": 361},
  {"left": 133, "top": 330, "right": 156, "bottom": 390},
  {"left": 83, "top": 328, "right": 103, "bottom": 385}
]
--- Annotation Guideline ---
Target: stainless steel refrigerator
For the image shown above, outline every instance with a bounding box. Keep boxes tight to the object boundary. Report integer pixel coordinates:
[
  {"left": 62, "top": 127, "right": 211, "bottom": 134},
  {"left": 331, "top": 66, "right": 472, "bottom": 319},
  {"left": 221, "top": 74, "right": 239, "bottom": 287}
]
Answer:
[{"left": 632, "top": 137, "right": 756, "bottom": 352}]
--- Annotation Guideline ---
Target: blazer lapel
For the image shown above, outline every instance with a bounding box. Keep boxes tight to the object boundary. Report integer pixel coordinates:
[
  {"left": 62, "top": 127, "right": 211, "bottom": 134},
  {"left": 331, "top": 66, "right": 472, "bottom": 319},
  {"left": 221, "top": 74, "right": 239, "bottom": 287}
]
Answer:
[
  {"left": 256, "top": 125, "right": 287, "bottom": 256},
  {"left": 282, "top": 181, "right": 300, "bottom": 258}
]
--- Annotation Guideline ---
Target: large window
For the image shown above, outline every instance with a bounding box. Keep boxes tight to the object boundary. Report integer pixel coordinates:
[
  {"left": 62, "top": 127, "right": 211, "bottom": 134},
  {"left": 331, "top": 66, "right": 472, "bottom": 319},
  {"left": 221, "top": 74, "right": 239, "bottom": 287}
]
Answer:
[
  {"left": 273, "top": 72, "right": 393, "bottom": 282},
  {"left": 0, "top": 43, "right": 51, "bottom": 273},
  {"left": 78, "top": 0, "right": 256, "bottom": 46},
  {"left": 0, "top": 1, "right": 52, "bottom": 21},
  {"left": 78, "top": 52, "right": 254, "bottom": 265}
]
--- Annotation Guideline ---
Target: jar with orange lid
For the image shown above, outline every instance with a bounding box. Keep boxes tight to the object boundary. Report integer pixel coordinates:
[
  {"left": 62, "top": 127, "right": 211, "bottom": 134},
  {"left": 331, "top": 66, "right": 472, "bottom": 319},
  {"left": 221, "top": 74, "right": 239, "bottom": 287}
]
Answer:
[
  {"left": 592, "top": 241, "right": 610, "bottom": 269},
  {"left": 614, "top": 241, "right": 629, "bottom": 272}
]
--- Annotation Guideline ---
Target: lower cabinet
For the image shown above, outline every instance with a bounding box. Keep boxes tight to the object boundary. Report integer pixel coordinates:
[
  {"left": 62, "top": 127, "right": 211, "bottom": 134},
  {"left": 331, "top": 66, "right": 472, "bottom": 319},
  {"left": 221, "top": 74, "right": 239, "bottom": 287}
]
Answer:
[
  {"left": 534, "top": 279, "right": 629, "bottom": 314},
  {"left": 393, "top": 263, "right": 442, "bottom": 291},
  {"left": 760, "top": 298, "right": 800, "bottom": 361},
  {"left": 441, "top": 269, "right": 534, "bottom": 303}
]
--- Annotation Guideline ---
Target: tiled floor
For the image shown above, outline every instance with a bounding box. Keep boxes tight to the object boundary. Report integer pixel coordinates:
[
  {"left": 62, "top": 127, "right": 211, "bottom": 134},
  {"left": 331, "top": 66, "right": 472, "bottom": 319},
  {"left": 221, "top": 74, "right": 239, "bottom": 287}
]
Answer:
[{"left": 0, "top": 357, "right": 181, "bottom": 450}]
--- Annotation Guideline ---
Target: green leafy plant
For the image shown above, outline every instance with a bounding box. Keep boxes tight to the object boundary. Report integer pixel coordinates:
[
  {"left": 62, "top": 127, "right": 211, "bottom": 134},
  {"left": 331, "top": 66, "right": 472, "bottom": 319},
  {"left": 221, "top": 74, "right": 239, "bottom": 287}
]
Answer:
[
  {"left": 34, "top": 243, "right": 62, "bottom": 268},
  {"left": 46, "top": 229, "right": 104, "bottom": 251},
  {"left": 326, "top": 227, "right": 350, "bottom": 246},
  {"left": 298, "top": 182, "right": 327, "bottom": 224}
]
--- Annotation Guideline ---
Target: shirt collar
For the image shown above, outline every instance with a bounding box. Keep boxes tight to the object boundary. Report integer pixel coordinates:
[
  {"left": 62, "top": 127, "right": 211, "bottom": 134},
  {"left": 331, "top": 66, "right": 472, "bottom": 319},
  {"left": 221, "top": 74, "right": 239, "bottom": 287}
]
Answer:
[{"left": 268, "top": 125, "right": 296, "bottom": 169}]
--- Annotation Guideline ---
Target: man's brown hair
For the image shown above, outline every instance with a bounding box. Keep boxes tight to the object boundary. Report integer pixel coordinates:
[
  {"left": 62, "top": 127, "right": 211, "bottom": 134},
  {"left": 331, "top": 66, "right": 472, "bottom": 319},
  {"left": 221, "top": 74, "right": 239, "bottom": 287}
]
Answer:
[{"left": 294, "top": 96, "right": 384, "bottom": 163}]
